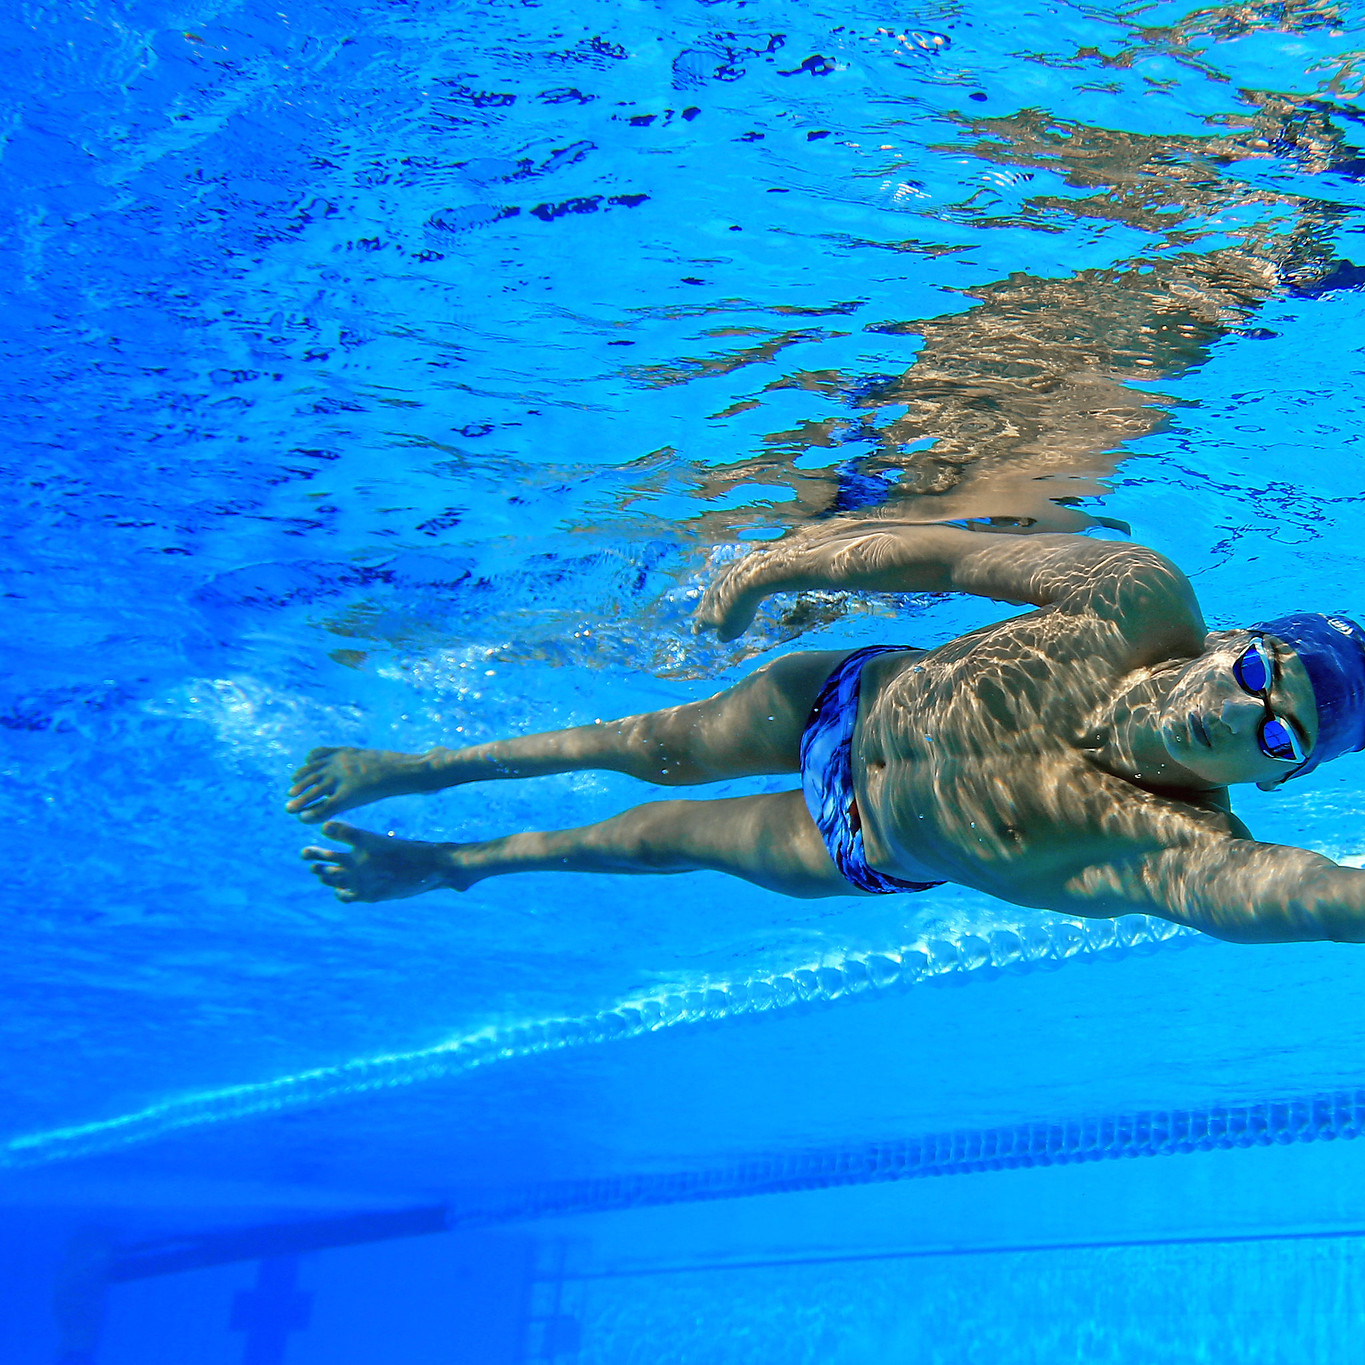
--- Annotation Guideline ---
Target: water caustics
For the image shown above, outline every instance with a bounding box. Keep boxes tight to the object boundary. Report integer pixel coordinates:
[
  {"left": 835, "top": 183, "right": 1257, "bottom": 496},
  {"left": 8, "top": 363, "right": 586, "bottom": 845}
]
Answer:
[{"left": 3, "top": 0, "right": 1365, "bottom": 1193}]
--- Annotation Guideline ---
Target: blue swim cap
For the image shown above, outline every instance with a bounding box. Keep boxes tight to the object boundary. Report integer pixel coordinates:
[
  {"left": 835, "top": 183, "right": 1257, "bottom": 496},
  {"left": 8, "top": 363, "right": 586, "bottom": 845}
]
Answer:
[{"left": 1257, "top": 612, "right": 1365, "bottom": 778}]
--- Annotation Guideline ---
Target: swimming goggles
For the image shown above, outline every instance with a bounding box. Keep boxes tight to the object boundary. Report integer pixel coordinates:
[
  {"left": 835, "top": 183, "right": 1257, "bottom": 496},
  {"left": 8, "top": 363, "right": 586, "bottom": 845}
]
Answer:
[{"left": 1232, "top": 636, "right": 1310, "bottom": 766}]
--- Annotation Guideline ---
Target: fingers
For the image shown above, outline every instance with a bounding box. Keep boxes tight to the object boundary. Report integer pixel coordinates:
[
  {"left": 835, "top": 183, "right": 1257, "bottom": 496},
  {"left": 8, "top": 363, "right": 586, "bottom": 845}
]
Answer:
[
  {"left": 288, "top": 770, "right": 332, "bottom": 797},
  {"left": 301, "top": 837, "right": 368, "bottom": 902},
  {"left": 321, "top": 819, "right": 365, "bottom": 844},
  {"left": 695, "top": 543, "right": 809, "bottom": 641},
  {"left": 308, "top": 862, "right": 362, "bottom": 903},
  {"left": 290, "top": 754, "right": 333, "bottom": 786},
  {"left": 696, "top": 585, "right": 760, "bottom": 643},
  {"left": 286, "top": 780, "right": 337, "bottom": 820},
  {"left": 286, "top": 778, "right": 333, "bottom": 809},
  {"left": 717, "top": 603, "right": 758, "bottom": 644},
  {"left": 290, "top": 747, "right": 344, "bottom": 793},
  {"left": 300, "top": 824, "right": 370, "bottom": 864},
  {"left": 300, "top": 844, "right": 351, "bottom": 866},
  {"left": 299, "top": 812, "right": 375, "bottom": 904},
  {"left": 298, "top": 824, "right": 374, "bottom": 866},
  {"left": 696, "top": 566, "right": 762, "bottom": 640}
]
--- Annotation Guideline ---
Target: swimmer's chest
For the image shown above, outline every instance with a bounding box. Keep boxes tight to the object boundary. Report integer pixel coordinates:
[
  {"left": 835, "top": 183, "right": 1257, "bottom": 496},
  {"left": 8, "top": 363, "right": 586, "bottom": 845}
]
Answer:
[
  {"left": 858, "top": 623, "right": 1123, "bottom": 766},
  {"left": 854, "top": 634, "right": 1176, "bottom": 888}
]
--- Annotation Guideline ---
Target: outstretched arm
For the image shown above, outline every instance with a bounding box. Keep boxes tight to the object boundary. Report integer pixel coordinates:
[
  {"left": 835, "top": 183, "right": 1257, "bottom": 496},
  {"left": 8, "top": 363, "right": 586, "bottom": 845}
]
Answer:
[
  {"left": 697, "top": 521, "right": 1198, "bottom": 641},
  {"left": 301, "top": 790, "right": 864, "bottom": 902},
  {"left": 1063, "top": 838, "right": 1365, "bottom": 944}
]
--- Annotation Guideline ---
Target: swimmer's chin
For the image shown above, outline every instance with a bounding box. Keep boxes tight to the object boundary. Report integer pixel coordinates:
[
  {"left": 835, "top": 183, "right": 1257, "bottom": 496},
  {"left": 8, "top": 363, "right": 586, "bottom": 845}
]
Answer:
[
  {"left": 1157, "top": 726, "right": 1201, "bottom": 775},
  {"left": 1160, "top": 714, "right": 1208, "bottom": 755}
]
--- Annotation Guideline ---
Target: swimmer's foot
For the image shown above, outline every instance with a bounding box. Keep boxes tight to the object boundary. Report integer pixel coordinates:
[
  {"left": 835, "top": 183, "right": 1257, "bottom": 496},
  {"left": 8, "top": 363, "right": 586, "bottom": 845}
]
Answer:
[
  {"left": 287, "top": 746, "right": 437, "bottom": 824},
  {"left": 301, "top": 821, "right": 474, "bottom": 902}
]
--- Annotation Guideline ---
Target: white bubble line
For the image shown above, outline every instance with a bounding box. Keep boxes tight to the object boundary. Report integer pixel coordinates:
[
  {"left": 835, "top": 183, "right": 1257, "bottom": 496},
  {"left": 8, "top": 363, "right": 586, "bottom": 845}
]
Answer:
[{"left": 0, "top": 915, "right": 1201, "bottom": 1169}]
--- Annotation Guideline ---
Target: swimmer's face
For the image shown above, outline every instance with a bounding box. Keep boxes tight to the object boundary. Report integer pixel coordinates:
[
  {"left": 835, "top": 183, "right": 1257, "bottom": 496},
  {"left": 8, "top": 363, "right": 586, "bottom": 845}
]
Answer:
[{"left": 1159, "top": 631, "right": 1319, "bottom": 788}]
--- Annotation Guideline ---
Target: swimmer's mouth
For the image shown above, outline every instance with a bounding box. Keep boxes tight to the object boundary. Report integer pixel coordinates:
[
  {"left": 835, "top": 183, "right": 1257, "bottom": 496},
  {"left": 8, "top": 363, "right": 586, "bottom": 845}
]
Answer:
[{"left": 1189, "top": 714, "right": 1212, "bottom": 748}]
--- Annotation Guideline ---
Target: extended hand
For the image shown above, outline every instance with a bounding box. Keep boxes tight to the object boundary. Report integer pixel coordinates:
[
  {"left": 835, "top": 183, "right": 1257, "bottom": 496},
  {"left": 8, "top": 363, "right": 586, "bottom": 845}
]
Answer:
[
  {"left": 287, "top": 747, "right": 432, "bottom": 823},
  {"left": 696, "top": 520, "right": 943, "bottom": 641},
  {"left": 301, "top": 821, "right": 454, "bottom": 902}
]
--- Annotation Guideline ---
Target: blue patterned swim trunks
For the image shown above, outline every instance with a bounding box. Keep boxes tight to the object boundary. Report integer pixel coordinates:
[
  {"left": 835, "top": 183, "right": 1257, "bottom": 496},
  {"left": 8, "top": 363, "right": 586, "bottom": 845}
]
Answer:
[{"left": 799, "top": 646, "right": 945, "bottom": 896}]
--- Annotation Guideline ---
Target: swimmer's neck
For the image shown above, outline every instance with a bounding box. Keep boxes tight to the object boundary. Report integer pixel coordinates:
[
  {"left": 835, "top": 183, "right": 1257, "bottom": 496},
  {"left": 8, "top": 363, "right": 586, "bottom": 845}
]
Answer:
[{"left": 1080, "top": 666, "right": 1215, "bottom": 792}]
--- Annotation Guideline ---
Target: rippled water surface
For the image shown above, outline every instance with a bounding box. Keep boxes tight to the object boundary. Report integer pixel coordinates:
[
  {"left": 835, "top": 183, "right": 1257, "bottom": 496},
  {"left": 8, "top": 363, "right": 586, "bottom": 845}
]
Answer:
[{"left": 6, "top": 0, "right": 1365, "bottom": 1224}]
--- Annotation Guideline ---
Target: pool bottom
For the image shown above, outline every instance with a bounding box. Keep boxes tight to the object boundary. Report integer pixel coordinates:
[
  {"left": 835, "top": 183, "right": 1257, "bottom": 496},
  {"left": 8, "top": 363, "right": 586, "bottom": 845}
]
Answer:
[{"left": 36, "top": 1134, "right": 1365, "bottom": 1365}]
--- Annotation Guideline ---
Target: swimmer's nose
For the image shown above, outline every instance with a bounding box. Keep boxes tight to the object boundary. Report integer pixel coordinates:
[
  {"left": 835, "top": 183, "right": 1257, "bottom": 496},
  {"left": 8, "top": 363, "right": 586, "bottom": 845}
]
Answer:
[{"left": 1219, "top": 694, "right": 1263, "bottom": 737}]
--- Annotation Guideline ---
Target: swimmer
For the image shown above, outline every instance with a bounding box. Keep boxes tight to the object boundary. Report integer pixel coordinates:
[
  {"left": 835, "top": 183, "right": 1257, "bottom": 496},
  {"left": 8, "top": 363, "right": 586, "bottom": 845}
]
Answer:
[{"left": 289, "top": 523, "right": 1365, "bottom": 944}]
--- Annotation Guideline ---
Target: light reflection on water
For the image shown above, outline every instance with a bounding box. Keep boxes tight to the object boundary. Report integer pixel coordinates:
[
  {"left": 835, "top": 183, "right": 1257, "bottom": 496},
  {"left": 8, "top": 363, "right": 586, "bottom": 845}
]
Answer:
[{"left": 3, "top": 0, "right": 1365, "bottom": 1194}]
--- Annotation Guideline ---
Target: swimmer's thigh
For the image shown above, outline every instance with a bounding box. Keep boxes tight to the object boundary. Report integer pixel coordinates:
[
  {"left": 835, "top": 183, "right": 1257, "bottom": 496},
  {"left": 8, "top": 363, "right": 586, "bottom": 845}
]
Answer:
[{"left": 645, "top": 651, "right": 854, "bottom": 777}]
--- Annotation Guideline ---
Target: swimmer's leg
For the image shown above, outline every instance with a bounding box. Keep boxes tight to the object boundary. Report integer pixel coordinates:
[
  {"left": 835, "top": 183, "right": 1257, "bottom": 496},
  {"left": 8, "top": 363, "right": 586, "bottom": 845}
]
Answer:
[
  {"left": 288, "top": 650, "right": 855, "bottom": 824},
  {"left": 303, "top": 790, "right": 862, "bottom": 901}
]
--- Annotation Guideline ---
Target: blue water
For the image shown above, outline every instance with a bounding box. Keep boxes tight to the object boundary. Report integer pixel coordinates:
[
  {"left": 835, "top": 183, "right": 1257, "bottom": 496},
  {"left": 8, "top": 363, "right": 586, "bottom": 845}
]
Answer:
[{"left": 7, "top": 0, "right": 1365, "bottom": 1359}]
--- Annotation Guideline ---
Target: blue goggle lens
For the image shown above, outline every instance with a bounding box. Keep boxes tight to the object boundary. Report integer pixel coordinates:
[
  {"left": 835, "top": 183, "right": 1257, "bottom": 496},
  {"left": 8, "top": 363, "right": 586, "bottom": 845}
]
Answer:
[
  {"left": 1232, "top": 640, "right": 1272, "bottom": 694},
  {"left": 1234, "top": 638, "right": 1309, "bottom": 765},
  {"left": 1260, "top": 715, "right": 1306, "bottom": 764}
]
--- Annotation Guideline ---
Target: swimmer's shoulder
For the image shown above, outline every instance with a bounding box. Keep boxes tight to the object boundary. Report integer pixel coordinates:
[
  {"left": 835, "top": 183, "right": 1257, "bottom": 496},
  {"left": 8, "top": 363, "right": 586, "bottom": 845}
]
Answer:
[{"left": 1059, "top": 542, "right": 1205, "bottom": 658}]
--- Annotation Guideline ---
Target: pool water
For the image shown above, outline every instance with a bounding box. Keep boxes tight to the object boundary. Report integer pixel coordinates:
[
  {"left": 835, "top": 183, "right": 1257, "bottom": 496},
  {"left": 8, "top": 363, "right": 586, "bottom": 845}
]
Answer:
[{"left": 6, "top": 0, "right": 1365, "bottom": 1360}]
